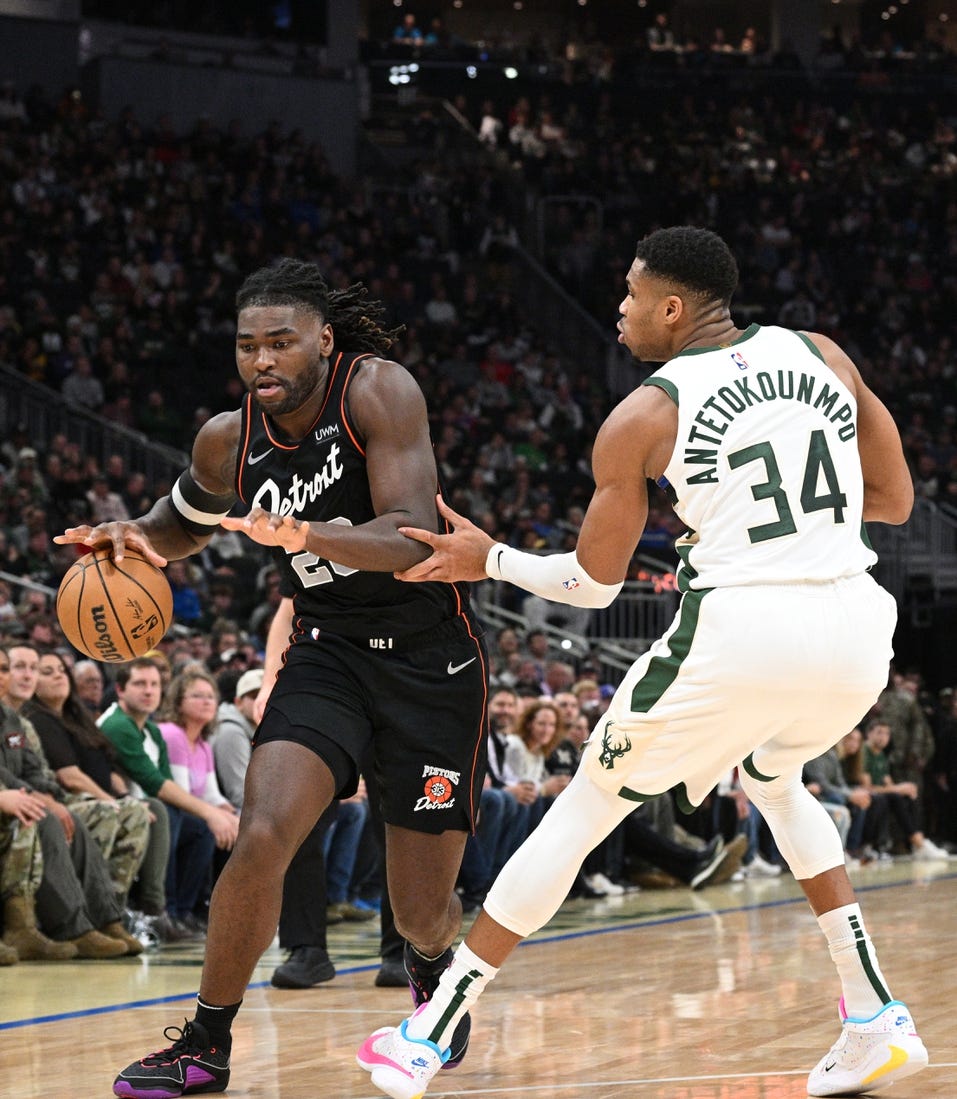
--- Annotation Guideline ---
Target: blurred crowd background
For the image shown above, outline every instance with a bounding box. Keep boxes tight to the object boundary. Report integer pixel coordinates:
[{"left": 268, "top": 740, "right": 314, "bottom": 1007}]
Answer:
[{"left": 1, "top": 0, "right": 956, "bottom": 963}]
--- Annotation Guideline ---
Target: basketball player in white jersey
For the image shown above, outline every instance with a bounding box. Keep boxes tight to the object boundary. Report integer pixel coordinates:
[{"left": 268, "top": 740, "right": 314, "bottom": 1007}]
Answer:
[{"left": 356, "top": 227, "right": 928, "bottom": 1099}]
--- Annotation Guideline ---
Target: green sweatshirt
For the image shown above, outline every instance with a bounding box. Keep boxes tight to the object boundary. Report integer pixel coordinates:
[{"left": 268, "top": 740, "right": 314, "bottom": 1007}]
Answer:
[{"left": 98, "top": 702, "right": 172, "bottom": 798}]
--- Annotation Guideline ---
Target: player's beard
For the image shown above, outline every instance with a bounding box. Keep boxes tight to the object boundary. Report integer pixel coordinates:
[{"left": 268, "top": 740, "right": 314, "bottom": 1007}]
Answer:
[{"left": 251, "top": 352, "right": 326, "bottom": 416}]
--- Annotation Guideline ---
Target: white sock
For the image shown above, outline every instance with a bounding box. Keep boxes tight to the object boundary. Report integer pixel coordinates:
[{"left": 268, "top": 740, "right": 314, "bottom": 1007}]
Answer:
[
  {"left": 817, "top": 903, "right": 892, "bottom": 1018},
  {"left": 404, "top": 942, "right": 499, "bottom": 1050}
]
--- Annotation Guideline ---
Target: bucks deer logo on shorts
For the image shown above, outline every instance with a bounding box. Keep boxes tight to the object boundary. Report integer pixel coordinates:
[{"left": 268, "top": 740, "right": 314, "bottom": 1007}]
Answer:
[
  {"left": 414, "top": 764, "right": 460, "bottom": 812},
  {"left": 598, "top": 721, "right": 631, "bottom": 770}
]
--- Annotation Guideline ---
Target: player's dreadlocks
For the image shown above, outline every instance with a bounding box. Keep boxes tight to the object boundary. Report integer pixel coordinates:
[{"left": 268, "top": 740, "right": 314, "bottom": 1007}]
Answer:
[{"left": 236, "top": 258, "right": 404, "bottom": 356}]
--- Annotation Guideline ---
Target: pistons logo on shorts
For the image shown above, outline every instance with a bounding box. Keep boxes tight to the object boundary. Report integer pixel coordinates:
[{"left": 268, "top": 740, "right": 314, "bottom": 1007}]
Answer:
[
  {"left": 414, "top": 764, "right": 460, "bottom": 812},
  {"left": 423, "top": 775, "right": 453, "bottom": 804}
]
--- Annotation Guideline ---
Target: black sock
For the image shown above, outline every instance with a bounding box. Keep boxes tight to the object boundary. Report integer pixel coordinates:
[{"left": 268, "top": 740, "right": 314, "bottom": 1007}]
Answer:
[
  {"left": 194, "top": 997, "right": 242, "bottom": 1052},
  {"left": 406, "top": 942, "right": 453, "bottom": 971}
]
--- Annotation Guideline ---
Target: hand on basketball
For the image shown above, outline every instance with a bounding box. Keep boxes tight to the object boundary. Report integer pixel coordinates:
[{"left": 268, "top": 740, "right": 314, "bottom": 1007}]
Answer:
[
  {"left": 221, "top": 509, "right": 309, "bottom": 552},
  {"left": 53, "top": 522, "right": 167, "bottom": 567},
  {"left": 395, "top": 495, "right": 494, "bottom": 583}
]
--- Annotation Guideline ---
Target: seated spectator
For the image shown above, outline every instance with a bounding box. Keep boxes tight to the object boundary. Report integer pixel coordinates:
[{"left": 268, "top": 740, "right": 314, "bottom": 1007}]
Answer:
[
  {"left": 247, "top": 567, "right": 283, "bottom": 647},
  {"left": 158, "top": 669, "right": 239, "bottom": 925},
  {"left": 0, "top": 580, "right": 15, "bottom": 622},
  {"left": 715, "top": 767, "right": 782, "bottom": 879},
  {"left": 456, "top": 687, "right": 530, "bottom": 910},
  {"left": 877, "top": 671, "right": 935, "bottom": 797},
  {"left": 325, "top": 780, "right": 376, "bottom": 924},
  {"left": 542, "top": 699, "right": 626, "bottom": 896},
  {"left": 522, "top": 590, "right": 593, "bottom": 638},
  {"left": 541, "top": 660, "right": 576, "bottom": 697},
  {"left": 24, "top": 650, "right": 152, "bottom": 911},
  {"left": 211, "top": 667, "right": 262, "bottom": 810},
  {"left": 862, "top": 719, "right": 949, "bottom": 860},
  {"left": 503, "top": 699, "right": 571, "bottom": 833},
  {"left": 99, "top": 658, "right": 238, "bottom": 938},
  {"left": 803, "top": 746, "right": 872, "bottom": 864},
  {"left": 646, "top": 12, "right": 675, "bottom": 51},
  {"left": 623, "top": 793, "right": 747, "bottom": 890},
  {"left": 86, "top": 473, "right": 130, "bottom": 525},
  {"left": 0, "top": 648, "right": 136, "bottom": 958},
  {"left": 165, "top": 559, "right": 204, "bottom": 626},
  {"left": 1, "top": 779, "right": 79, "bottom": 962},
  {"left": 392, "top": 12, "right": 423, "bottom": 46},
  {"left": 928, "top": 688, "right": 957, "bottom": 846},
  {"left": 71, "top": 659, "right": 106, "bottom": 717},
  {"left": 61, "top": 356, "right": 104, "bottom": 410}
]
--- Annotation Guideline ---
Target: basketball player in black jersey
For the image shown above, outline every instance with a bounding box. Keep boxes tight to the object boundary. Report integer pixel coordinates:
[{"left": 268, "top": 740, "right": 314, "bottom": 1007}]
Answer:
[{"left": 55, "top": 259, "right": 489, "bottom": 1099}]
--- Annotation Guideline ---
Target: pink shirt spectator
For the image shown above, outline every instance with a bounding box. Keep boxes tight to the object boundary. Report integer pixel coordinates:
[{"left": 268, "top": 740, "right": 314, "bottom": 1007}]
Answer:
[{"left": 159, "top": 721, "right": 230, "bottom": 807}]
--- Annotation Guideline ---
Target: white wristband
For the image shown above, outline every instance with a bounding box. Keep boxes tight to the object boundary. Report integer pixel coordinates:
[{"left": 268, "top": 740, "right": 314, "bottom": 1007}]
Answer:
[{"left": 484, "top": 544, "right": 622, "bottom": 609}]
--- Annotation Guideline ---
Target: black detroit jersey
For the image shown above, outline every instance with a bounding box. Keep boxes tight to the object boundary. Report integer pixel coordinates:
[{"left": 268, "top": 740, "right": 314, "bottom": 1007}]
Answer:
[{"left": 235, "top": 350, "right": 473, "bottom": 638}]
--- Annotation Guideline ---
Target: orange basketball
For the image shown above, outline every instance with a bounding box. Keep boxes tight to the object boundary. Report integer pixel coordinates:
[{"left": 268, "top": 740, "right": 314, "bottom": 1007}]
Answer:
[{"left": 55, "top": 548, "right": 173, "bottom": 663}]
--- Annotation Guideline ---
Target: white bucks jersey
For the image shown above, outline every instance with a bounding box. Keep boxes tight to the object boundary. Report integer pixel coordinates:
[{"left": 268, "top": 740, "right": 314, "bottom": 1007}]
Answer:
[{"left": 644, "top": 324, "right": 877, "bottom": 590}]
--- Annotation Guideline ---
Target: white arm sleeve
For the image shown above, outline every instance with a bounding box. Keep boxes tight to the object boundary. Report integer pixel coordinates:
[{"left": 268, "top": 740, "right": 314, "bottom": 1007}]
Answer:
[{"left": 485, "top": 544, "right": 622, "bottom": 608}]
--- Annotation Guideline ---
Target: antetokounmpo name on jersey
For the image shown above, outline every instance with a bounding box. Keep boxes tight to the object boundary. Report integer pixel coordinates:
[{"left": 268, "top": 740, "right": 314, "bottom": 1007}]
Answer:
[
  {"left": 683, "top": 371, "right": 856, "bottom": 485},
  {"left": 249, "top": 442, "right": 345, "bottom": 514}
]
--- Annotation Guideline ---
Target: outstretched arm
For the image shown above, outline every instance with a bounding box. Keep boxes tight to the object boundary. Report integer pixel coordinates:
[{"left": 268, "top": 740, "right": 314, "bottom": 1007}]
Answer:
[
  {"left": 395, "top": 386, "right": 674, "bottom": 605},
  {"left": 222, "top": 359, "right": 440, "bottom": 573},
  {"left": 54, "top": 413, "right": 242, "bottom": 564}
]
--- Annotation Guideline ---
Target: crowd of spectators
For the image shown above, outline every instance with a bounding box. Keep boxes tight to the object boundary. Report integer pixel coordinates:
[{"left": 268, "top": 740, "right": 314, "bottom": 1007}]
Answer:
[
  {"left": 2, "top": 13, "right": 957, "bottom": 965},
  {"left": 456, "top": 78, "right": 957, "bottom": 518}
]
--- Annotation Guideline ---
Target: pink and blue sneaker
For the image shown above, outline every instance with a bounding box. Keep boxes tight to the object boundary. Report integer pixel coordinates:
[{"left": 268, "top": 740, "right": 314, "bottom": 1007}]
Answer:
[
  {"left": 807, "top": 997, "right": 929, "bottom": 1096},
  {"left": 357, "top": 1006, "right": 451, "bottom": 1099}
]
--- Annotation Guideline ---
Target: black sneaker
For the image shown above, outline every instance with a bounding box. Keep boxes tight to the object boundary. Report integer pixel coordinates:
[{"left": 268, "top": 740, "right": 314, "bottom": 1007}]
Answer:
[
  {"left": 375, "top": 955, "right": 408, "bottom": 987},
  {"left": 271, "top": 946, "right": 336, "bottom": 989},
  {"left": 403, "top": 941, "right": 471, "bottom": 1069},
  {"left": 113, "top": 1020, "right": 229, "bottom": 1097}
]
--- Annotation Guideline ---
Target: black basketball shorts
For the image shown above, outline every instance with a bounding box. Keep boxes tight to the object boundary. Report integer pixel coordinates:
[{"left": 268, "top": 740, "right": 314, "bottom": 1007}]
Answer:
[{"left": 254, "top": 616, "right": 489, "bottom": 834}]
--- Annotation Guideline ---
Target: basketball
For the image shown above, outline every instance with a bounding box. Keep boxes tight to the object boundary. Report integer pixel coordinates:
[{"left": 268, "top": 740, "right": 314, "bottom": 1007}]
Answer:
[{"left": 55, "top": 548, "right": 173, "bottom": 663}]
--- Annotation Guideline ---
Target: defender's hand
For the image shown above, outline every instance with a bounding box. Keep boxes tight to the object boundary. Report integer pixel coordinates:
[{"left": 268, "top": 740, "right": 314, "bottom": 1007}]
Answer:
[
  {"left": 222, "top": 509, "right": 309, "bottom": 552},
  {"left": 395, "top": 495, "right": 494, "bottom": 583},
  {"left": 53, "top": 522, "right": 167, "bottom": 567}
]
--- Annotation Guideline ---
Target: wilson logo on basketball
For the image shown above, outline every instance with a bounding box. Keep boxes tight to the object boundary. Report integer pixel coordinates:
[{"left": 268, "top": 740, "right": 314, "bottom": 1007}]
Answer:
[{"left": 90, "top": 605, "right": 124, "bottom": 662}]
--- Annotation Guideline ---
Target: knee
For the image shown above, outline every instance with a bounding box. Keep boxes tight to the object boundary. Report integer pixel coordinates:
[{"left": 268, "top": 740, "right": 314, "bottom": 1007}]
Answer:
[
  {"left": 391, "top": 890, "right": 457, "bottom": 946},
  {"left": 230, "top": 812, "right": 301, "bottom": 871},
  {"left": 740, "top": 769, "right": 803, "bottom": 813}
]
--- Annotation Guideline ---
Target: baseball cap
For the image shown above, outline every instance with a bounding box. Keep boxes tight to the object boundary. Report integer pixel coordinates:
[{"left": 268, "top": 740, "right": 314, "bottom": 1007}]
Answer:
[
  {"left": 18, "top": 447, "right": 37, "bottom": 462},
  {"left": 236, "top": 668, "right": 264, "bottom": 699}
]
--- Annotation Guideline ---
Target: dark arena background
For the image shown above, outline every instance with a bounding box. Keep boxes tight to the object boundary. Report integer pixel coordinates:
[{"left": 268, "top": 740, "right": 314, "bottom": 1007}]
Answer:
[{"left": 1, "top": 1, "right": 956, "bottom": 1097}]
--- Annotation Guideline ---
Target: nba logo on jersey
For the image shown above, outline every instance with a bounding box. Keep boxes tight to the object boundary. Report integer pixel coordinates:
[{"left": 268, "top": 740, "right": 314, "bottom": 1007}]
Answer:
[
  {"left": 731, "top": 351, "right": 749, "bottom": 370},
  {"left": 562, "top": 577, "right": 581, "bottom": 591}
]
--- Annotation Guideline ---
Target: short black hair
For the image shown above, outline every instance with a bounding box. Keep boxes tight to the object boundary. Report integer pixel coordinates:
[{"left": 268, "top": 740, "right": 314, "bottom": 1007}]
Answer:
[
  {"left": 236, "top": 258, "right": 404, "bottom": 355},
  {"left": 634, "top": 227, "right": 738, "bottom": 307}
]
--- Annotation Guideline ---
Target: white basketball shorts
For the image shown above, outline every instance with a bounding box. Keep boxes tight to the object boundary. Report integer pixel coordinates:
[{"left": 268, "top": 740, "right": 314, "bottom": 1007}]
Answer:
[{"left": 581, "top": 572, "right": 896, "bottom": 809}]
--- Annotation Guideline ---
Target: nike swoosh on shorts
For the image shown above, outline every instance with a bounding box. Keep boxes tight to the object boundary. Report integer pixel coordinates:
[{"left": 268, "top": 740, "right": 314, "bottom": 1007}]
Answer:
[{"left": 447, "top": 658, "right": 477, "bottom": 675}]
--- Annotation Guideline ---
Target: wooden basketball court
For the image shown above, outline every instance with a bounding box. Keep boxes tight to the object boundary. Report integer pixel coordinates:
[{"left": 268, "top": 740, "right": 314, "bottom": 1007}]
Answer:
[{"left": 5, "top": 860, "right": 955, "bottom": 1098}]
